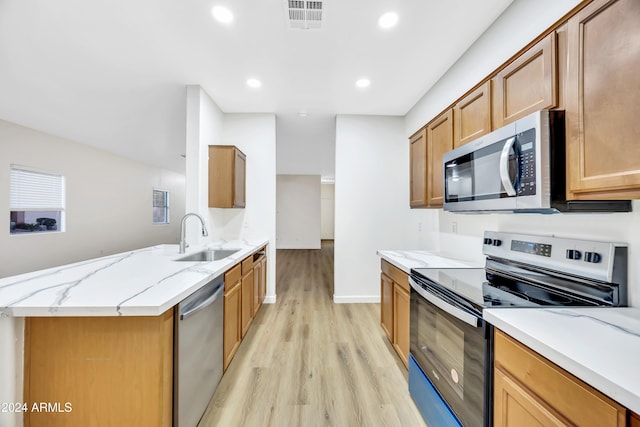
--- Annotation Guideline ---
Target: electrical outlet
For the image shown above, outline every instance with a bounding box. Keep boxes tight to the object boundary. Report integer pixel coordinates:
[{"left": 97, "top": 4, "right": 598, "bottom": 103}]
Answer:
[
  {"left": 452, "top": 222, "right": 458, "bottom": 234},
  {"left": 418, "top": 221, "right": 423, "bottom": 232}
]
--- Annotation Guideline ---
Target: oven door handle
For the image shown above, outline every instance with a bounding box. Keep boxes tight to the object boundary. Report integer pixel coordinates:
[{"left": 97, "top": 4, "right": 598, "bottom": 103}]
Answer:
[
  {"left": 499, "top": 137, "right": 517, "bottom": 196},
  {"left": 409, "top": 278, "right": 480, "bottom": 328}
]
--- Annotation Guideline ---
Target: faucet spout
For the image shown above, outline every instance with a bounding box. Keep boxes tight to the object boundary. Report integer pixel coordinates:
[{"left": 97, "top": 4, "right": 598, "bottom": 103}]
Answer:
[{"left": 179, "top": 213, "right": 208, "bottom": 254}]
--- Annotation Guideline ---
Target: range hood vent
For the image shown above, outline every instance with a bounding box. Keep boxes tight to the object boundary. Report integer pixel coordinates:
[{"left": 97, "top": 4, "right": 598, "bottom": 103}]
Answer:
[{"left": 285, "top": 0, "right": 324, "bottom": 30}]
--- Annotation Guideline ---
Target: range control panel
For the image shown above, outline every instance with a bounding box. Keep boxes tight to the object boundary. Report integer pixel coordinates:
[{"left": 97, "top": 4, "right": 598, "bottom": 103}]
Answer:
[{"left": 482, "top": 231, "right": 626, "bottom": 283}]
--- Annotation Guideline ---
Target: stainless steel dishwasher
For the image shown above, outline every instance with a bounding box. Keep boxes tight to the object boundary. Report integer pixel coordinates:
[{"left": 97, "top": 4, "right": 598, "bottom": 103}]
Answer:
[{"left": 174, "top": 275, "right": 224, "bottom": 427}]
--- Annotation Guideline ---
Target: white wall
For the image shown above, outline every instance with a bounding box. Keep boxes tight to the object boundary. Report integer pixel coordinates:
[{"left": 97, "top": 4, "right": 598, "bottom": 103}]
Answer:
[
  {"left": 0, "top": 118, "right": 185, "bottom": 427},
  {"left": 321, "top": 183, "right": 335, "bottom": 240},
  {"left": 334, "top": 115, "right": 438, "bottom": 303},
  {"left": 276, "top": 175, "right": 321, "bottom": 249},
  {"left": 185, "top": 91, "right": 278, "bottom": 301}
]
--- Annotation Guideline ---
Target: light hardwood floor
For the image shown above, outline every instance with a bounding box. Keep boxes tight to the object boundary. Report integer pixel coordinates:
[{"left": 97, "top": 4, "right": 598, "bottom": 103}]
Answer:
[{"left": 199, "top": 241, "right": 427, "bottom": 426}]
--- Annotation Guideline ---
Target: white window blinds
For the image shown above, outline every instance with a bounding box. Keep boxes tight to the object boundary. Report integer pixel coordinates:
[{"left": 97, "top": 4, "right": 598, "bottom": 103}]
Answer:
[{"left": 10, "top": 166, "right": 65, "bottom": 211}]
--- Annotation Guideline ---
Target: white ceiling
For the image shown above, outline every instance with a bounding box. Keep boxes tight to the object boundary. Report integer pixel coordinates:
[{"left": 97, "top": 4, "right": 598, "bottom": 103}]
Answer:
[{"left": 0, "top": 0, "right": 513, "bottom": 173}]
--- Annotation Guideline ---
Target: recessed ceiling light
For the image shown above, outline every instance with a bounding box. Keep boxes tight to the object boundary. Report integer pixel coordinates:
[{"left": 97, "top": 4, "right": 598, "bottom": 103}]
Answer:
[
  {"left": 246, "top": 78, "right": 262, "bottom": 88},
  {"left": 299, "top": 110, "right": 308, "bottom": 117},
  {"left": 211, "top": 6, "right": 233, "bottom": 24},
  {"left": 378, "top": 12, "right": 398, "bottom": 29},
  {"left": 355, "top": 78, "right": 371, "bottom": 88}
]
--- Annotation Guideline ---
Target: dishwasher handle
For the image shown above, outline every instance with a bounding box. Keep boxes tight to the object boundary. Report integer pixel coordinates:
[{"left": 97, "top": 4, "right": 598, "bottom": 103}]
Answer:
[{"left": 180, "top": 283, "right": 224, "bottom": 321}]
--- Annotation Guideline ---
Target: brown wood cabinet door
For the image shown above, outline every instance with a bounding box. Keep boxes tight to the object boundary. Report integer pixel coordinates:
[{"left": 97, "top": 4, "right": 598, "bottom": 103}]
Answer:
[
  {"left": 392, "top": 282, "right": 410, "bottom": 368},
  {"left": 209, "top": 145, "right": 246, "bottom": 208},
  {"left": 494, "top": 367, "right": 570, "bottom": 427},
  {"left": 259, "top": 256, "right": 267, "bottom": 304},
  {"left": 234, "top": 149, "right": 246, "bottom": 207},
  {"left": 630, "top": 412, "right": 640, "bottom": 427},
  {"left": 493, "top": 32, "right": 558, "bottom": 128},
  {"left": 426, "top": 109, "right": 453, "bottom": 207},
  {"left": 241, "top": 269, "right": 254, "bottom": 338},
  {"left": 253, "top": 259, "right": 261, "bottom": 316},
  {"left": 410, "top": 128, "right": 428, "bottom": 207},
  {"left": 380, "top": 273, "right": 394, "bottom": 342},
  {"left": 566, "top": 0, "right": 640, "bottom": 199},
  {"left": 24, "top": 311, "right": 173, "bottom": 427},
  {"left": 223, "top": 281, "right": 241, "bottom": 371},
  {"left": 495, "top": 329, "right": 626, "bottom": 427},
  {"left": 454, "top": 81, "right": 492, "bottom": 148}
]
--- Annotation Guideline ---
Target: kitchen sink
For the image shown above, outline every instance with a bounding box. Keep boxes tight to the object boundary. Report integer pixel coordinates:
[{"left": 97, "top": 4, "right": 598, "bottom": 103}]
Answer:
[{"left": 175, "top": 249, "right": 239, "bottom": 262}]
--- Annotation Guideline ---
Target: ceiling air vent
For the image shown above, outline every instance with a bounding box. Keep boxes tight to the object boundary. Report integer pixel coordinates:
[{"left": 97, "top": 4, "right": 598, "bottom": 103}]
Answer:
[{"left": 285, "top": 0, "right": 324, "bottom": 30}]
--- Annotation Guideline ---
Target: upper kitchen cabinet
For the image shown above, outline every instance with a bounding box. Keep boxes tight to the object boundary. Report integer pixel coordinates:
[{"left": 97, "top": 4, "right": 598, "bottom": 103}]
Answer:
[
  {"left": 426, "top": 109, "right": 453, "bottom": 207},
  {"left": 565, "top": 0, "right": 640, "bottom": 200},
  {"left": 409, "top": 127, "right": 428, "bottom": 207},
  {"left": 208, "top": 145, "right": 246, "bottom": 208},
  {"left": 453, "top": 81, "right": 492, "bottom": 148},
  {"left": 493, "top": 32, "right": 558, "bottom": 128}
]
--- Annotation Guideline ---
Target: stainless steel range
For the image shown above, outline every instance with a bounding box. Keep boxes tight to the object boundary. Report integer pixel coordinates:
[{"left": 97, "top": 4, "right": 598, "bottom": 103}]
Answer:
[{"left": 408, "top": 231, "right": 627, "bottom": 427}]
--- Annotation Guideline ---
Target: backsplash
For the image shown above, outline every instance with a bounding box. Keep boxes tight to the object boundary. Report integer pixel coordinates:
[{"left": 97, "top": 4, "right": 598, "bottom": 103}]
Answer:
[{"left": 438, "top": 201, "right": 640, "bottom": 306}]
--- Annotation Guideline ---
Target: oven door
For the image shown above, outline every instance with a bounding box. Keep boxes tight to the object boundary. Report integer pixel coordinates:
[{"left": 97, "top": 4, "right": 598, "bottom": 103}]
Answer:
[{"left": 409, "top": 277, "right": 491, "bottom": 427}]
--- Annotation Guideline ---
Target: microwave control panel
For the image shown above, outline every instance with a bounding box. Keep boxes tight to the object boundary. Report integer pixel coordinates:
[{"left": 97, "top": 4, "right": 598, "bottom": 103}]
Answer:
[{"left": 517, "top": 128, "right": 536, "bottom": 196}]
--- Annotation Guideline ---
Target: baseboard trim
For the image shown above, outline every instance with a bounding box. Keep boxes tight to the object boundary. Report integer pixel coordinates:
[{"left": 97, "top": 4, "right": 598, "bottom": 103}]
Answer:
[
  {"left": 333, "top": 295, "right": 380, "bottom": 304},
  {"left": 263, "top": 295, "right": 277, "bottom": 304}
]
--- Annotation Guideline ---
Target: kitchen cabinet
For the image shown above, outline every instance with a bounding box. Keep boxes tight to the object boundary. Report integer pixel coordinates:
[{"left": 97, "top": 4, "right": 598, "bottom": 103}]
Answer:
[
  {"left": 24, "top": 310, "right": 173, "bottom": 426},
  {"left": 380, "top": 273, "right": 393, "bottom": 341},
  {"left": 392, "top": 281, "right": 410, "bottom": 367},
  {"left": 631, "top": 412, "right": 640, "bottom": 427},
  {"left": 494, "top": 329, "right": 626, "bottom": 427},
  {"left": 208, "top": 145, "right": 246, "bottom": 208},
  {"left": 380, "top": 259, "right": 409, "bottom": 368},
  {"left": 241, "top": 256, "right": 254, "bottom": 338},
  {"left": 565, "top": 0, "right": 640, "bottom": 200},
  {"left": 493, "top": 32, "right": 558, "bottom": 128},
  {"left": 252, "top": 249, "right": 267, "bottom": 316},
  {"left": 224, "top": 249, "right": 267, "bottom": 370},
  {"left": 224, "top": 263, "right": 242, "bottom": 371},
  {"left": 409, "top": 127, "right": 428, "bottom": 207},
  {"left": 453, "top": 81, "right": 492, "bottom": 147},
  {"left": 426, "top": 109, "right": 453, "bottom": 207}
]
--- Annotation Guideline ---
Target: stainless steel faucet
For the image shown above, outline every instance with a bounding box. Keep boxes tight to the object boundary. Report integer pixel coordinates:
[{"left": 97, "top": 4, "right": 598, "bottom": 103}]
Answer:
[{"left": 179, "top": 213, "right": 209, "bottom": 254}]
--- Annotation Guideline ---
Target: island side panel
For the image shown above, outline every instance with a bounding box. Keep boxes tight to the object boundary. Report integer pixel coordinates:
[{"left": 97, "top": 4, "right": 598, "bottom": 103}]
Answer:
[{"left": 23, "top": 309, "right": 173, "bottom": 427}]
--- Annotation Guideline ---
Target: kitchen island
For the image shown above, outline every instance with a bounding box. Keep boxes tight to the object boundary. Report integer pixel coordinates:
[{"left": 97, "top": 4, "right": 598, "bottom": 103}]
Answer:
[{"left": 0, "top": 239, "right": 268, "bottom": 427}]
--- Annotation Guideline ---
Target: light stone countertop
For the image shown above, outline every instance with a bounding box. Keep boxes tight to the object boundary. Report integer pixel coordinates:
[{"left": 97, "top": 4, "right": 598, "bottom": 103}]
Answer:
[
  {"left": 377, "top": 249, "right": 484, "bottom": 273},
  {"left": 484, "top": 307, "right": 640, "bottom": 414},
  {"left": 0, "top": 239, "right": 268, "bottom": 317}
]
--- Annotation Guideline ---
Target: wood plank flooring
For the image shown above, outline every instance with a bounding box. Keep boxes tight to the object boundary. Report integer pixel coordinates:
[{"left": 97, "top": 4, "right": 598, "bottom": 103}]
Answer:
[{"left": 198, "top": 241, "right": 426, "bottom": 426}]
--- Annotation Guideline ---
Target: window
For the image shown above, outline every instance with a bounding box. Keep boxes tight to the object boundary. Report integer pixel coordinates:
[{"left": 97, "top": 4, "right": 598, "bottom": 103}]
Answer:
[
  {"left": 10, "top": 165, "right": 65, "bottom": 234},
  {"left": 153, "top": 189, "right": 170, "bottom": 224}
]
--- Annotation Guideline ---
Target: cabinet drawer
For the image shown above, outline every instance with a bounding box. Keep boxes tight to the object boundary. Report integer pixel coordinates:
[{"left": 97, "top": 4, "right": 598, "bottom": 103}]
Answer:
[
  {"left": 224, "top": 264, "right": 242, "bottom": 291},
  {"left": 241, "top": 257, "right": 254, "bottom": 275},
  {"left": 494, "top": 330, "right": 626, "bottom": 427},
  {"left": 381, "top": 259, "right": 408, "bottom": 291}
]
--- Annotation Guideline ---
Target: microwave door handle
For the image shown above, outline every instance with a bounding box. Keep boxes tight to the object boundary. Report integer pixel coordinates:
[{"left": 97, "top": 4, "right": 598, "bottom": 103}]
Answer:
[{"left": 499, "top": 137, "right": 517, "bottom": 196}]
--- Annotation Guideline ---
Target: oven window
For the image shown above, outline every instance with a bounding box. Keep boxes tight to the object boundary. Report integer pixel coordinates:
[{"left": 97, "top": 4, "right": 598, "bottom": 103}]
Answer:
[
  {"left": 434, "top": 313, "right": 465, "bottom": 398},
  {"left": 410, "top": 288, "right": 486, "bottom": 427}
]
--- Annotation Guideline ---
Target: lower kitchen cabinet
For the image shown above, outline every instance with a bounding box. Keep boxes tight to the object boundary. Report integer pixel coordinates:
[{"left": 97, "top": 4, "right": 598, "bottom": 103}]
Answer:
[
  {"left": 224, "top": 263, "right": 242, "bottom": 371},
  {"left": 494, "top": 329, "right": 626, "bottom": 427},
  {"left": 241, "top": 257, "right": 254, "bottom": 338},
  {"left": 224, "top": 247, "right": 267, "bottom": 370},
  {"left": 24, "top": 310, "right": 173, "bottom": 427},
  {"left": 380, "top": 259, "right": 410, "bottom": 368}
]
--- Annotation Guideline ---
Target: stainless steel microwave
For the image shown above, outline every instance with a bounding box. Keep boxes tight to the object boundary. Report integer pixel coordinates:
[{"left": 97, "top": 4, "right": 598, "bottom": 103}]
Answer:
[{"left": 442, "top": 110, "right": 630, "bottom": 213}]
